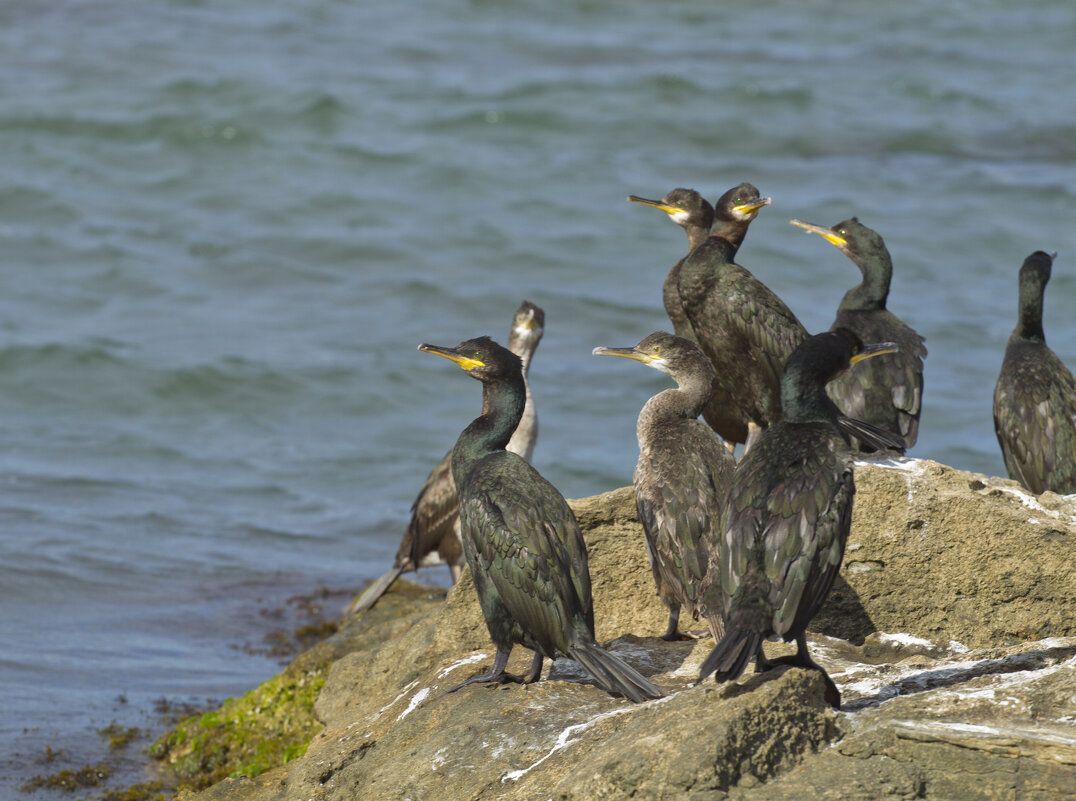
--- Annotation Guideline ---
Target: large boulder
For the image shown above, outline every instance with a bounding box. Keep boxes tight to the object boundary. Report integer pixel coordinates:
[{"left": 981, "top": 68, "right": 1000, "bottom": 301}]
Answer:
[{"left": 175, "top": 458, "right": 1076, "bottom": 801}]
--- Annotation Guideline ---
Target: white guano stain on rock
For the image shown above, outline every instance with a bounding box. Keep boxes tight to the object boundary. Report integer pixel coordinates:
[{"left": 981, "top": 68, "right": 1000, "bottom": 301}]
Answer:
[
  {"left": 837, "top": 647, "right": 1076, "bottom": 714},
  {"left": 502, "top": 695, "right": 673, "bottom": 782},
  {"left": 877, "top": 632, "right": 935, "bottom": 649},
  {"left": 436, "top": 653, "right": 488, "bottom": 679},
  {"left": 996, "top": 484, "right": 1065, "bottom": 519},
  {"left": 891, "top": 719, "right": 1076, "bottom": 753},
  {"left": 396, "top": 687, "right": 430, "bottom": 722},
  {"left": 376, "top": 680, "right": 418, "bottom": 717}
]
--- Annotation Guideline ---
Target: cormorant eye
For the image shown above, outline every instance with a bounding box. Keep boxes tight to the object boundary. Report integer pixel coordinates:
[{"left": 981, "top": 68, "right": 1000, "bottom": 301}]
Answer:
[
  {"left": 474, "top": 352, "right": 483, "bottom": 360},
  {"left": 652, "top": 346, "right": 662, "bottom": 355}
]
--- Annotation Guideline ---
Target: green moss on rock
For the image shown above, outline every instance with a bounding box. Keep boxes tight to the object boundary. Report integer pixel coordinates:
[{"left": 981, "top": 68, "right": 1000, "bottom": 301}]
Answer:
[{"left": 151, "top": 578, "right": 446, "bottom": 792}]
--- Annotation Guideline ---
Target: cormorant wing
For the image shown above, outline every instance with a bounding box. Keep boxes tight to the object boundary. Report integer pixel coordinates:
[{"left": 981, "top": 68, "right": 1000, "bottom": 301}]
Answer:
[
  {"left": 888, "top": 326, "right": 927, "bottom": 441},
  {"left": 993, "top": 350, "right": 1076, "bottom": 494},
  {"left": 401, "top": 450, "right": 458, "bottom": 568},
  {"left": 829, "top": 310, "right": 927, "bottom": 447},
  {"left": 721, "top": 430, "right": 854, "bottom": 639},
  {"left": 725, "top": 266, "right": 807, "bottom": 406},
  {"left": 459, "top": 455, "right": 594, "bottom": 646},
  {"left": 636, "top": 423, "right": 731, "bottom": 606}
]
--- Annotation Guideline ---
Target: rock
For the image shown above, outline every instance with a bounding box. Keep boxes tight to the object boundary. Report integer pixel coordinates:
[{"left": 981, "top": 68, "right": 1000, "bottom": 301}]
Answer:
[
  {"left": 816, "top": 457, "right": 1076, "bottom": 647},
  {"left": 743, "top": 637, "right": 1076, "bottom": 801},
  {"left": 174, "top": 458, "right": 1076, "bottom": 801}
]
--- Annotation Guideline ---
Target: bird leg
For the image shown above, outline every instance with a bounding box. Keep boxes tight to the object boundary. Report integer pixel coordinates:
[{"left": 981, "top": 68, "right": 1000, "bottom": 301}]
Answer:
[
  {"left": 660, "top": 607, "right": 682, "bottom": 641},
  {"left": 724, "top": 439, "right": 736, "bottom": 454},
  {"left": 445, "top": 646, "right": 545, "bottom": 693},
  {"left": 753, "top": 650, "right": 774, "bottom": 673},
  {"left": 445, "top": 646, "right": 514, "bottom": 693},
  {"left": 767, "top": 633, "right": 841, "bottom": 708},
  {"left": 449, "top": 563, "right": 463, "bottom": 584},
  {"left": 518, "top": 651, "right": 545, "bottom": 684}
]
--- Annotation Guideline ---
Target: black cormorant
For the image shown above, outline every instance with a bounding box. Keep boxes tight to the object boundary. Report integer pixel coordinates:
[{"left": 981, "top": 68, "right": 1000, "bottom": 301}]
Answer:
[
  {"left": 675, "top": 183, "right": 803, "bottom": 449},
  {"left": 699, "top": 329, "right": 898, "bottom": 708},
  {"left": 420, "top": 335, "right": 663, "bottom": 702},
  {"left": 791, "top": 217, "right": 927, "bottom": 450},
  {"left": 348, "top": 302, "right": 544, "bottom": 614},
  {"left": 993, "top": 251, "right": 1076, "bottom": 495},
  {"left": 593, "top": 332, "right": 734, "bottom": 640}
]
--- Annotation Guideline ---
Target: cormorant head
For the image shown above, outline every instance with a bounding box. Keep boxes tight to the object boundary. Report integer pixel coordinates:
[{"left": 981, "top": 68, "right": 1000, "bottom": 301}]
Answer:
[
  {"left": 418, "top": 336, "right": 522, "bottom": 383},
  {"left": 627, "top": 188, "right": 715, "bottom": 231},
  {"left": 714, "top": 182, "right": 771, "bottom": 224},
  {"left": 790, "top": 217, "right": 885, "bottom": 263},
  {"left": 509, "top": 300, "right": 545, "bottom": 346},
  {"left": 1019, "top": 250, "right": 1054, "bottom": 291},
  {"left": 785, "top": 328, "right": 898, "bottom": 386},
  {"left": 592, "top": 331, "right": 714, "bottom": 383}
]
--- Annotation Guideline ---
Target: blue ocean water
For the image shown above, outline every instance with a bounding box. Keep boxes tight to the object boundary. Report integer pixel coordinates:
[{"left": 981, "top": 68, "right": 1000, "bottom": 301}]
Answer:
[{"left": 1, "top": 0, "right": 1074, "bottom": 795}]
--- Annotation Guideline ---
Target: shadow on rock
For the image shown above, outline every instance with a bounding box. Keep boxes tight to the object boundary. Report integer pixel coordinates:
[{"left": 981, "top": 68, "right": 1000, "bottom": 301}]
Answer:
[{"left": 811, "top": 573, "right": 877, "bottom": 644}]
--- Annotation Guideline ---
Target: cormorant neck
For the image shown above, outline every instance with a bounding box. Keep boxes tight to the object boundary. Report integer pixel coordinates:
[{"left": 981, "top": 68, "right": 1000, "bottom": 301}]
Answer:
[
  {"left": 839, "top": 249, "right": 891, "bottom": 312},
  {"left": 700, "top": 234, "right": 738, "bottom": 263},
  {"left": 451, "top": 371, "right": 526, "bottom": 486},
  {"left": 780, "top": 371, "right": 841, "bottom": 426},
  {"left": 638, "top": 370, "right": 711, "bottom": 430},
  {"left": 710, "top": 219, "right": 749, "bottom": 254},
  {"left": 685, "top": 222, "right": 711, "bottom": 251},
  {"left": 1015, "top": 274, "right": 1046, "bottom": 343}
]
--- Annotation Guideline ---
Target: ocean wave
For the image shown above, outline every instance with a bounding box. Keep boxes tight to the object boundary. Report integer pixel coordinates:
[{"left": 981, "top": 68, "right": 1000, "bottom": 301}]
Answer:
[{"left": 0, "top": 343, "right": 362, "bottom": 418}]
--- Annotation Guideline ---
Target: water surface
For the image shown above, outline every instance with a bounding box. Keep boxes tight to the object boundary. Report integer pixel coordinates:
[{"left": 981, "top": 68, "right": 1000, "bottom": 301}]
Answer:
[{"left": 1, "top": 0, "right": 1074, "bottom": 795}]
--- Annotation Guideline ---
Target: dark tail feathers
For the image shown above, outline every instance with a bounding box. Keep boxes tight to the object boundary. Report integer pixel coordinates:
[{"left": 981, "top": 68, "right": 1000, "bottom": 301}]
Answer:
[
  {"left": 699, "top": 627, "right": 763, "bottom": 683},
  {"left": 347, "top": 566, "right": 404, "bottom": 615},
  {"left": 836, "top": 415, "right": 906, "bottom": 454},
  {"left": 571, "top": 641, "right": 663, "bottom": 703}
]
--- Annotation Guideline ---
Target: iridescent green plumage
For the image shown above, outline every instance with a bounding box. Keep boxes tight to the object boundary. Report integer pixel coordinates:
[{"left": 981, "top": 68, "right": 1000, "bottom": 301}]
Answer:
[
  {"left": 421, "top": 336, "right": 662, "bottom": 702},
  {"left": 993, "top": 251, "right": 1076, "bottom": 495},
  {"left": 700, "top": 329, "right": 898, "bottom": 707},
  {"left": 593, "top": 332, "right": 734, "bottom": 640},
  {"left": 349, "top": 302, "right": 544, "bottom": 614},
  {"left": 791, "top": 217, "right": 926, "bottom": 450}
]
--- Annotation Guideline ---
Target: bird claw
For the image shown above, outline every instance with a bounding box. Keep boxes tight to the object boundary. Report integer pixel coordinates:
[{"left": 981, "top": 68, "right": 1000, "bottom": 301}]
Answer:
[{"left": 445, "top": 670, "right": 525, "bottom": 694}]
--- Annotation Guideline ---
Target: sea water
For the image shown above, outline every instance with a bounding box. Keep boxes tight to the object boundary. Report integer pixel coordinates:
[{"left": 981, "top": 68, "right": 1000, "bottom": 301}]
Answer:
[{"left": 1, "top": 0, "right": 1074, "bottom": 795}]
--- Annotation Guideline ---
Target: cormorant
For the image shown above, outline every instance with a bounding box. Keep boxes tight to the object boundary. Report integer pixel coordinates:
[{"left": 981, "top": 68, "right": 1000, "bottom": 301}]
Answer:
[
  {"left": 675, "top": 183, "right": 803, "bottom": 449},
  {"left": 699, "top": 329, "right": 898, "bottom": 708},
  {"left": 593, "top": 332, "right": 734, "bottom": 640},
  {"left": 420, "top": 335, "right": 663, "bottom": 702},
  {"left": 629, "top": 184, "right": 771, "bottom": 354},
  {"left": 627, "top": 188, "right": 715, "bottom": 344},
  {"left": 348, "top": 302, "right": 544, "bottom": 614},
  {"left": 993, "top": 251, "right": 1076, "bottom": 495},
  {"left": 791, "top": 217, "right": 927, "bottom": 450}
]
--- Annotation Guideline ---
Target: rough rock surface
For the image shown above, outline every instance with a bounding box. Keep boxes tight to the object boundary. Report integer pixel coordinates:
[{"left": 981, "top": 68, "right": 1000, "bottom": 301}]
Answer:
[{"left": 177, "top": 458, "right": 1076, "bottom": 801}]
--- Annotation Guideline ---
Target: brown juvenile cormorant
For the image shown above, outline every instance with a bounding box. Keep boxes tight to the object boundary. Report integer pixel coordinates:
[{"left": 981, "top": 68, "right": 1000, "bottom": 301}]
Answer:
[
  {"left": 670, "top": 183, "right": 803, "bottom": 449},
  {"left": 593, "top": 332, "right": 734, "bottom": 640},
  {"left": 699, "top": 329, "right": 897, "bottom": 708},
  {"left": 791, "top": 217, "right": 927, "bottom": 450},
  {"left": 348, "top": 302, "right": 544, "bottom": 614},
  {"left": 420, "top": 335, "right": 663, "bottom": 702},
  {"left": 993, "top": 251, "right": 1076, "bottom": 495}
]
